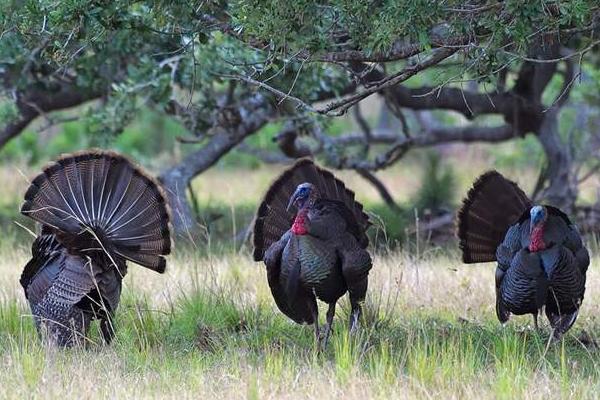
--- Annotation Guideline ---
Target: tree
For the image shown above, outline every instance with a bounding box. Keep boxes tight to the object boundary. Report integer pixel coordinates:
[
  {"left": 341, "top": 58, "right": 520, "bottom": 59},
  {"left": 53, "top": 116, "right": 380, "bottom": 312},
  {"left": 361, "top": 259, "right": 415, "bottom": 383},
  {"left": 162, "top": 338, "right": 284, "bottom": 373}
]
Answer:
[{"left": 1, "top": 1, "right": 599, "bottom": 232}]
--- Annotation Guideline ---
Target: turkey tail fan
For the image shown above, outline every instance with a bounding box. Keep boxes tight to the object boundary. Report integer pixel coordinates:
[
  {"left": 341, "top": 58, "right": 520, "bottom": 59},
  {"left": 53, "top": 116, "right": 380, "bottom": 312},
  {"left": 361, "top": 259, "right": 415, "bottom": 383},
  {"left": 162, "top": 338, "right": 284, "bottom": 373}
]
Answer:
[
  {"left": 253, "top": 158, "right": 370, "bottom": 261},
  {"left": 21, "top": 150, "right": 172, "bottom": 273},
  {"left": 457, "top": 171, "right": 531, "bottom": 263}
]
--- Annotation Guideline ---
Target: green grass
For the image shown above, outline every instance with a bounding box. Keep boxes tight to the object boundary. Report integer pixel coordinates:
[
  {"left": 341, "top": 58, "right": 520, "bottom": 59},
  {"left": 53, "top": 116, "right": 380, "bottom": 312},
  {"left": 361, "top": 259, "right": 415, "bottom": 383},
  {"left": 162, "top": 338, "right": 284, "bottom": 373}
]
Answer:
[
  {"left": 2, "top": 244, "right": 600, "bottom": 399},
  {"left": 1, "top": 159, "right": 600, "bottom": 398}
]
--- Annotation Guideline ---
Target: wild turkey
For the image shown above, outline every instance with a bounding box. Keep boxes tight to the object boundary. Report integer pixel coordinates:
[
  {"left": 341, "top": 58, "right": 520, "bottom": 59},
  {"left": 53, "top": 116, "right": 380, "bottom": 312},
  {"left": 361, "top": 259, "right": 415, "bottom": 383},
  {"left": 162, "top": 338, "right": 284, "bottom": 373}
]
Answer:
[
  {"left": 457, "top": 171, "right": 589, "bottom": 339},
  {"left": 20, "top": 150, "right": 171, "bottom": 346},
  {"left": 253, "top": 159, "right": 372, "bottom": 347}
]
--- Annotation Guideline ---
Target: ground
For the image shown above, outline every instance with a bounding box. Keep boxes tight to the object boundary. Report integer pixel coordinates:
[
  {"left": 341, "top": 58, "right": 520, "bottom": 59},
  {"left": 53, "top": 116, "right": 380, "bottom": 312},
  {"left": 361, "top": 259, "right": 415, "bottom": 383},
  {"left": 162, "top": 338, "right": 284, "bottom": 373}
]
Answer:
[{"left": 1, "top": 150, "right": 599, "bottom": 399}]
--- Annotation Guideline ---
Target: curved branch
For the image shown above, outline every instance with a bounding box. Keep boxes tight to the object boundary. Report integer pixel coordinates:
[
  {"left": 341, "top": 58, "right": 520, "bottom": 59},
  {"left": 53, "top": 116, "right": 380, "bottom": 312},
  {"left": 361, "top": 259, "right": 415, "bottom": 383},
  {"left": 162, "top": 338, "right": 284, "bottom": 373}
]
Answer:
[
  {"left": 317, "top": 48, "right": 458, "bottom": 116},
  {"left": 0, "top": 83, "right": 103, "bottom": 148},
  {"left": 553, "top": 50, "right": 577, "bottom": 108},
  {"left": 385, "top": 85, "right": 506, "bottom": 118},
  {"left": 318, "top": 123, "right": 515, "bottom": 173},
  {"left": 355, "top": 168, "right": 401, "bottom": 212},
  {"left": 159, "top": 94, "right": 275, "bottom": 231},
  {"left": 350, "top": 61, "right": 507, "bottom": 118}
]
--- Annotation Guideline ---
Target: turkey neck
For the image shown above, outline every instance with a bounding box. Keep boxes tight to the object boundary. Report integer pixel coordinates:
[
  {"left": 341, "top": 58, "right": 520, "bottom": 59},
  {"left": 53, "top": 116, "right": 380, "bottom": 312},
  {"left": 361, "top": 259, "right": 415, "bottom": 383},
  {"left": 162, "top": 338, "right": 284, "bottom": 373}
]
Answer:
[
  {"left": 529, "top": 224, "right": 546, "bottom": 252},
  {"left": 291, "top": 208, "right": 309, "bottom": 235}
]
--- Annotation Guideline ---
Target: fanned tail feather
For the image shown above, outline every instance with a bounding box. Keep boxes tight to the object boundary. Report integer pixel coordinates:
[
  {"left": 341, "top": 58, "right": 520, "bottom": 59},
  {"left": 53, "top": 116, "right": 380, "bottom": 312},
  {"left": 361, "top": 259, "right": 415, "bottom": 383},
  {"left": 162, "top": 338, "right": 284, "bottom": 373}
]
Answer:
[
  {"left": 457, "top": 171, "right": 531, "bottom": 263},
  {"left": 253, "top": 158, "right": 370, "bottom": 261},
  {"left": 21, "top": 150, "right": 172, "bottom": 273}
]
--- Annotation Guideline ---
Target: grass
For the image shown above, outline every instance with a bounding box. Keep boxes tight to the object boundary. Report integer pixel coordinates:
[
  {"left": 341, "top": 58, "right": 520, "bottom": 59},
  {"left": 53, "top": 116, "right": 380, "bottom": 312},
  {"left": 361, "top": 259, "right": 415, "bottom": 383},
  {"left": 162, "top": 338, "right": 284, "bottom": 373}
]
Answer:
[
  {"left": 1, "top": 154, "right": 600, "bottom": 399},
  {"left": 2, "top": 245, "right": 600, "bottom": 399}
]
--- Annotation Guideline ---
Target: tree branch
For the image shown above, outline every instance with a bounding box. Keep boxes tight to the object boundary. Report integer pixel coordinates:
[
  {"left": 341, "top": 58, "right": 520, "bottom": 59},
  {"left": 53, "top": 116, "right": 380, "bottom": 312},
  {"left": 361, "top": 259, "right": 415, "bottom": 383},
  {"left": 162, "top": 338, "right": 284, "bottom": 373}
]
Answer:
[
  {"left": 0, "top": 83, "right": 103, "bottom": 148},
  {"left": 317, "top": 48, "right": 458, "bottom": 116},
  {"left": 553, "top": 50, "right": 577, "bottom": 108},
  {"left": 413, "top": 124, "right": 516, "bottom": 145},
  {"left": 355, "top": 168, "right": 401, "bottom": 212},
  {"left": 159, "top": 94, "right": 275, "bottom": 230},
  {"left": 314, "top": 35, "right": 470, "bottom": 63}
]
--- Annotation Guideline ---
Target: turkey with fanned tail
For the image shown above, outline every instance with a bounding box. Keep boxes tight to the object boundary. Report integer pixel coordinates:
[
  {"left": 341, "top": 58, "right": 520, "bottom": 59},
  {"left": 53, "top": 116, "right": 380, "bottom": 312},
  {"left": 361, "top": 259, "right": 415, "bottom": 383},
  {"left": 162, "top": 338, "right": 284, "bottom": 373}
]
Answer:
[
  {"left": 20, "top": 150, "right": 172, "bottom": 346},
  {"left": 253, "top": 159, "right": 372, "bottom": 348},
  {"left": 457, "top": 171, "right": 589, "bottom": 339}
]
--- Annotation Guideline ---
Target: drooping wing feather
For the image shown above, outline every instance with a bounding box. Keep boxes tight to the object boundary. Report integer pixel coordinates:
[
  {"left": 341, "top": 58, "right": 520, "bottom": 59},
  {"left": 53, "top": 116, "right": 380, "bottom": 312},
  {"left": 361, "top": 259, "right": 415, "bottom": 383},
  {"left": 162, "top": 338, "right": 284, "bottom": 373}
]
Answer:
[
  {"left": 21, "top": 150, "right": 172, "bottom": 273},
  {"left": 20, "top": 233, "right": 62, "bottom": 293},
  {"left": 253, "top": 158, "right": 370, "bottom": 261},
  {"left": 25, "top": 250, "right": 98, "bottom": 346},
  {"left": 457, "top": 171, "right": 532, "bottom": 263}
]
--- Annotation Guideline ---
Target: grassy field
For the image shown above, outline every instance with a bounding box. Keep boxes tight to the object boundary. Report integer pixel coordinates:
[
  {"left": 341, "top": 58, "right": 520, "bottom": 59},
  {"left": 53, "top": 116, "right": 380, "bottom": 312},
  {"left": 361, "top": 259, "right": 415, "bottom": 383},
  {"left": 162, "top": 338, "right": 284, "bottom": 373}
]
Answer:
[{"left": 1, "top": 152, "right": 600, "bottom": 399}]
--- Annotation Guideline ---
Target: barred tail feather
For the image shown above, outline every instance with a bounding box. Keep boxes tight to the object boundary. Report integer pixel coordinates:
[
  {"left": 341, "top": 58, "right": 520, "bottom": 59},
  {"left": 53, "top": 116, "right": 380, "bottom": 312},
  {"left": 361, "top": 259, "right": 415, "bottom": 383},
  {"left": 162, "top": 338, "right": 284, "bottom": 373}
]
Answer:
[
  {"left": 457, "top": 171, "right": 531, "bottom": 263},
  {"left": 21, "top": 150, "right": 172, "bottom": 273},
  {"left": 253, "top": 158, "right": 370, "bottom": 261}
]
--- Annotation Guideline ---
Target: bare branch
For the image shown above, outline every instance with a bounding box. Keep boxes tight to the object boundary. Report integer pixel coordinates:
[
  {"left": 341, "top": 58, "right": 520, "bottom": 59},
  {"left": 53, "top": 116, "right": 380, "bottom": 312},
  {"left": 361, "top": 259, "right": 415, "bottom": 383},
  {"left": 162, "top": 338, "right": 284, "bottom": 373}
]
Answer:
[
  {"left": 38, "top": 115, "right": 80, "bottom": 133},
  {"left": 381, "top": 94, "right": 411, "bottom": 137},
  {"left": 317, "top": 48, "right": 458, "bottom": 116},
  {"left": 331, "top": 138, "right": 413, "bottom": 171},
  {"left": 313, "top": 122, "right": 515, "bottom": 176},
  {"left": 552, "top": 50, "right": 577, "bottom": 108},
  {"left": 355, "top": 168, "right": 401, "bottom": 212},
  {"left": 578, "top": 162, "right": 600, "bottom": 184},
  {"left": 503, "top": 39, "right": 600, "bottom": 64},
  {"left": 0, "top": 83, "right": 103, "bottom": 148},
  {"left": 221, "top": 74, "right": 316, "bottom": 112},
  {"left": 314, "top": 35, "right": 470, "bottom": 63},
  {"left": 413, "top": 124, "right": 516, "bottom": 146},
  {"left": 353, "top": 104, "right": 372, "bottom": 156},
  {"left": 273, "top": 124, "right": 313, "bottom": 158}
]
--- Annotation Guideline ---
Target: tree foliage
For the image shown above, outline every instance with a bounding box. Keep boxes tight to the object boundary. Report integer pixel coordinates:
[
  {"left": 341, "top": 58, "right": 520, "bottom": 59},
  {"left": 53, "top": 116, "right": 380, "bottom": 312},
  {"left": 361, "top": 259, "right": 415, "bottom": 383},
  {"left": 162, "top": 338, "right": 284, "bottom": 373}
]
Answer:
[{"left": 1, "top": 1, "right": 599, "bottom": 230}]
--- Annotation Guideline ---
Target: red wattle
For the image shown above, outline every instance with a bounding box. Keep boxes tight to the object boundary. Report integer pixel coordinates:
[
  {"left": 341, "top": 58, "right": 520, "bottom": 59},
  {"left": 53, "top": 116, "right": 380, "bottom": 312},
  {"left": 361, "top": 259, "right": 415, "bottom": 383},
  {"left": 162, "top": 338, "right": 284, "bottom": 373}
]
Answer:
[
  {"left": 291, "top": 209, "right": 308, "bottom": 235},
  {"left": 529, "top": 225, "right": 546, "bottom": 252}
]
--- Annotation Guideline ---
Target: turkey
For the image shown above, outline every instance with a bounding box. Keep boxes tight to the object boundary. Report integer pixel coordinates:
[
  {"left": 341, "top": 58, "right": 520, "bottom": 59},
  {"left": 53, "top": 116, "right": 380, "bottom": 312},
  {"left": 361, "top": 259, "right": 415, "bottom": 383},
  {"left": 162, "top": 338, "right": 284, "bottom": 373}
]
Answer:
[
  {"left": 457, "top": 171, "right": 589, "bottom": 339},
  {"left": 20, "top": 150, "right": 172, "bottom": 346},
  {"left": 253, "top": 159, "right": 372, "bottom": 347}
]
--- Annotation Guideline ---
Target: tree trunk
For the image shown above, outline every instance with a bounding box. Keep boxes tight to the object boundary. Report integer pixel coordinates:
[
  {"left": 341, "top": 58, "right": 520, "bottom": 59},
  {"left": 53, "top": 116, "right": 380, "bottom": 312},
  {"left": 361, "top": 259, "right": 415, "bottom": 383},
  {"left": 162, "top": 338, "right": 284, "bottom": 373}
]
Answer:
[
  {"left": 159, "top": 128, "right": 255, "bottom": 233},
  {"left": 536, "top": 108, "right": 577, "bottom": 212},
  {"left": 159, "top": 94, "right": 274, "bottom": 233},
  {"left": 159, "top": 170, "right": 196, "bottom": 235}
]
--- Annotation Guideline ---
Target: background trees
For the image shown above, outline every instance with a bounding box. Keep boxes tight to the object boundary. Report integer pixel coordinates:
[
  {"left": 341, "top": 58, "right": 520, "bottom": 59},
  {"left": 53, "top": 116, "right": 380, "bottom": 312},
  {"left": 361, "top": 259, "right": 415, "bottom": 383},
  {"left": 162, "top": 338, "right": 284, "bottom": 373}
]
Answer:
[{"left": 1, "top": 1, "right": 599, "bottom": 232}]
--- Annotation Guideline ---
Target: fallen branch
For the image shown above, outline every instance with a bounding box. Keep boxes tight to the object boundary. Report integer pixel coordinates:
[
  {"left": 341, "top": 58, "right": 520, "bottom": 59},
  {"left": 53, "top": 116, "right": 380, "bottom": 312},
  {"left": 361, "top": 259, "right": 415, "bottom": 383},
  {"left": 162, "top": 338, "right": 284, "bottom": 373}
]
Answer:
[{"left": 406, "top": 212, "right": 454, "bottom": 235}]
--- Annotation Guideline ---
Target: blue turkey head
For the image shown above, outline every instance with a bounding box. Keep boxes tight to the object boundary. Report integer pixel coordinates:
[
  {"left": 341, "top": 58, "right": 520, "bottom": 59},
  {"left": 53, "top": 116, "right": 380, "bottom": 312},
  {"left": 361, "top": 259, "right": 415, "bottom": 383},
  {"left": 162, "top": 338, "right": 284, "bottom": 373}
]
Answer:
[
  {"left": 287, "top": 182, "right": 316, "bottom": 211},
  {"left": 530, "top": 205, "right": 547, "bottom": 230}
]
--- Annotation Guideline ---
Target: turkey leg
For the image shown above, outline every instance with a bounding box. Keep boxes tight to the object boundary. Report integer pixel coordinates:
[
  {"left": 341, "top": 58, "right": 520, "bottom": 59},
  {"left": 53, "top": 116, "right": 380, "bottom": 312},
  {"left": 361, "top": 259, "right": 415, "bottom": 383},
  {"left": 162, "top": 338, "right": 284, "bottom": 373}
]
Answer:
[
  {"left": 310, "top": 301, "right": 320, "bottom": 347},
  {"left": 348, "top": 278, "right": 367, "bottom": 334},
  {"left": 320, "top": 303, "right": 336, "bottom": 348}
]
